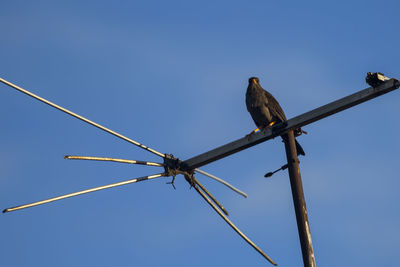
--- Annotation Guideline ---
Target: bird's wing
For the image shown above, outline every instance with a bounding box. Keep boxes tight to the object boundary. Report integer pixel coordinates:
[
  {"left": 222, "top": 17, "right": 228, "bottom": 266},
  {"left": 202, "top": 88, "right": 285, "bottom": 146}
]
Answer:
[
  {"left": 245, "top": 91, "right": 252, "bottom": 112},
  {"left": 263, "top": 90, "right": 287, "bottom": 122}
]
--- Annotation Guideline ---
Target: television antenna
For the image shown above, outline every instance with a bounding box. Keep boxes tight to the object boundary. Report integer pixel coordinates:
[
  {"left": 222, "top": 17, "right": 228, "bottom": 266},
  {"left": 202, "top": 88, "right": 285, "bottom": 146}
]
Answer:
[{"left": 1, "top": 73, "right": 398, "bottom": 267}]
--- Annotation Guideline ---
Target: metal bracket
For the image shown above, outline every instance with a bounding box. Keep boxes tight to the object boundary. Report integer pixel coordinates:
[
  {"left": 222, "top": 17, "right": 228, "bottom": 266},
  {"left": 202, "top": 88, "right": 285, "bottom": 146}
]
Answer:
[
  {"left": 163, "top": 154, "right": 194, "bottom": 188},
  {"left": 163, "top": 154, "right": 191, "bottom": 177}
]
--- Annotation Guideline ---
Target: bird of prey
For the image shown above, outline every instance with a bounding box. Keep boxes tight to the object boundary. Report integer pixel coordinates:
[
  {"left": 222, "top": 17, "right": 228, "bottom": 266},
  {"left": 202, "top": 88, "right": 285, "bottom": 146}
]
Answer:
[{"left": 246, "top": 77, "right": 305, "bottom": 156}]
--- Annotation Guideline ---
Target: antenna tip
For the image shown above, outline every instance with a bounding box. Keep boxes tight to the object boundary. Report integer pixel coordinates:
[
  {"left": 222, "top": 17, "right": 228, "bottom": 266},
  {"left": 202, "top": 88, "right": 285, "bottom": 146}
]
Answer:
[
  {"left": 3, "top": 209, "right": 9, "bottom": 213},
  {"left": 64, "top": 155, "right": 70, "bottom": 159}
]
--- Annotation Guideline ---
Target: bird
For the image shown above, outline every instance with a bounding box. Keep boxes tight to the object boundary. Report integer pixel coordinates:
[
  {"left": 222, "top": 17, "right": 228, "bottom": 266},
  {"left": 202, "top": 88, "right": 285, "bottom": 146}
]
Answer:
[{"left": 246, "top": 77, "right": 305, "bottom": 156}]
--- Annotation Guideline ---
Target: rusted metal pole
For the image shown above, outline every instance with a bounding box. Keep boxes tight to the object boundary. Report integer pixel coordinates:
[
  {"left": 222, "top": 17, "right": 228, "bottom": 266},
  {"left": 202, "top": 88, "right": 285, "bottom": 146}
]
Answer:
[{"left": 283, "top": 130, "right": 316, "bottom": 267}]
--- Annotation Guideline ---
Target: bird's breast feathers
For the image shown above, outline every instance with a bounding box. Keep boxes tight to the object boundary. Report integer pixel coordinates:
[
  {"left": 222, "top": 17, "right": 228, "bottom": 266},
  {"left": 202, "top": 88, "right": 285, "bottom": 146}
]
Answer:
[{"left": 246, "top": 89, "right": 268, "bottom": 109}]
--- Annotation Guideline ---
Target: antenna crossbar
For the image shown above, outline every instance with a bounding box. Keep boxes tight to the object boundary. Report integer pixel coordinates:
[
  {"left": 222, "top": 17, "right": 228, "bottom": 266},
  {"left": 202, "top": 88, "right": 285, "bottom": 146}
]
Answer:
[{"left": 184, "top": 78, "right": 400, "bottom": 169}]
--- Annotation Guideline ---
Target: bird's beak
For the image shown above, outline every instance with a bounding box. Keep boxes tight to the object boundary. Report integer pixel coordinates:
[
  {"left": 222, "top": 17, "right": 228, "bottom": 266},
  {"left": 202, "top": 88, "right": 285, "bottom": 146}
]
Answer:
[{"left": 252, "top": 78, "right": 258, "bottom": 84}]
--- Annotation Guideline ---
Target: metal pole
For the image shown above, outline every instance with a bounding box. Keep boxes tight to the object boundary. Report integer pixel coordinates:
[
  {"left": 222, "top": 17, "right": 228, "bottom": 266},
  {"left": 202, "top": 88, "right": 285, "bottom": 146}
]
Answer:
[
  {"left": 186, "top": 175, "right": 277, "bottom": 265},
  {"left": 193, "top": 177, "right": 229, "bottom": 216},
  {"left": 64, "top": 155, "right": 165, "bottom": 167},
  {"left": 194, "top": 168, "right": 248, "bottom": 198},
  {"left": 283, "top": 130, "right": 316, "bottom": 267},
  {"left": 3, "top": 173, "right": 166, "bottom": 213}
]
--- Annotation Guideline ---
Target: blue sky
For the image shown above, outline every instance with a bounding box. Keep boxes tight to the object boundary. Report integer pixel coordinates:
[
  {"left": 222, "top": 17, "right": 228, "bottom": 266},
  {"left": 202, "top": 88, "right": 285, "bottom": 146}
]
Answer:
[{"left": 1, "top": 1, "right": 399, "bottom": 266}]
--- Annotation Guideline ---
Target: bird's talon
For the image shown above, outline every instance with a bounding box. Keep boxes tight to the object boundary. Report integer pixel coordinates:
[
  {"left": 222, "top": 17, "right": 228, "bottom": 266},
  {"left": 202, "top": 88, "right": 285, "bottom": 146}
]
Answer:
[{"left": 246, "top": 131, "right": 256, "bottom": 140}]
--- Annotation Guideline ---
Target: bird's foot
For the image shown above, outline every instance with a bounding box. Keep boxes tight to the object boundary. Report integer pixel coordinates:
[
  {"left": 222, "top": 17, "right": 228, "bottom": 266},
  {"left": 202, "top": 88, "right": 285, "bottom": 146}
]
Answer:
[
  {"left": 259, "top": 121, "right": 277, "bottom": 134},
  {"left": 245, "top": 133, "right": 254, "bottom": 141},
  {"left": 270, "top": 121, "right": 287, "bottom": 135},
  {"left": 246, "top": 128, "right": 260, "bottom": 140},
  {"left": 245, "top": 133, "right": 251, "bottom": 141}
]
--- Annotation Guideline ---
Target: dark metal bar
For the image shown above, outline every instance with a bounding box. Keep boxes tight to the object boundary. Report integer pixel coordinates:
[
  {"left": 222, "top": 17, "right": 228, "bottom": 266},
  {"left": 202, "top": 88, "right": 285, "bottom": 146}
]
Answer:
[
  {"left": 184, "top": 79, "right": 400, "bottom": 169},
  {"left": 283, "top": 131, "right": 316, "bottom": 267},
  {"left": 186, "top": 175, "right": 277, "bottom": 265}
]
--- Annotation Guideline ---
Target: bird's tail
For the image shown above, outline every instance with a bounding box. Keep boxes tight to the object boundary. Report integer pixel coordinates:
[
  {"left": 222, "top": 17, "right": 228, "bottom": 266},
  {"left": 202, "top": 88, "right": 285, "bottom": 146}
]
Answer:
[
  {"left": 295, "top": 139, "right": 305, "bottom": 156},
  {"left": 281, "top": 135, "right": 305, "bottom": 156}
]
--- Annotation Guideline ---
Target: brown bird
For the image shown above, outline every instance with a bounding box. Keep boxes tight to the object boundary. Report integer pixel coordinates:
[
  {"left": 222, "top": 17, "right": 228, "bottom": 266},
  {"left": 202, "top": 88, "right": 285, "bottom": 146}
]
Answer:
[{"left": 246, "top": 77, "right": 305, "bottom": 156}]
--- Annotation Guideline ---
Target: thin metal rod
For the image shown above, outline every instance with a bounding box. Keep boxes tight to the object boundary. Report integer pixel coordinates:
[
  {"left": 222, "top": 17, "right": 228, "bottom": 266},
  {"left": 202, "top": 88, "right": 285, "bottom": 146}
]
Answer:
[
  {"left": 195, "top": 168, "right": 248, "bottom": 198},
  {"left": 65, "top": 155, "right": 164, "bottom": 167},
  {"left": 3, "top": 173, "right": 166, "bottom": 213},
  {"left": 0, "top": 77, "right": 165, "bottom": 158},
  {"left": 193, "top": 177, "right": 229, "bottom": 216},
  {"left": 283, "top": 131, "right": 316, "bottom": 267},
  {"left": 186, "top": 175, "right": 277, "bottom": 266},
  {"left": 184, "top": 78, "right": 400, "bottom": 169}
]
